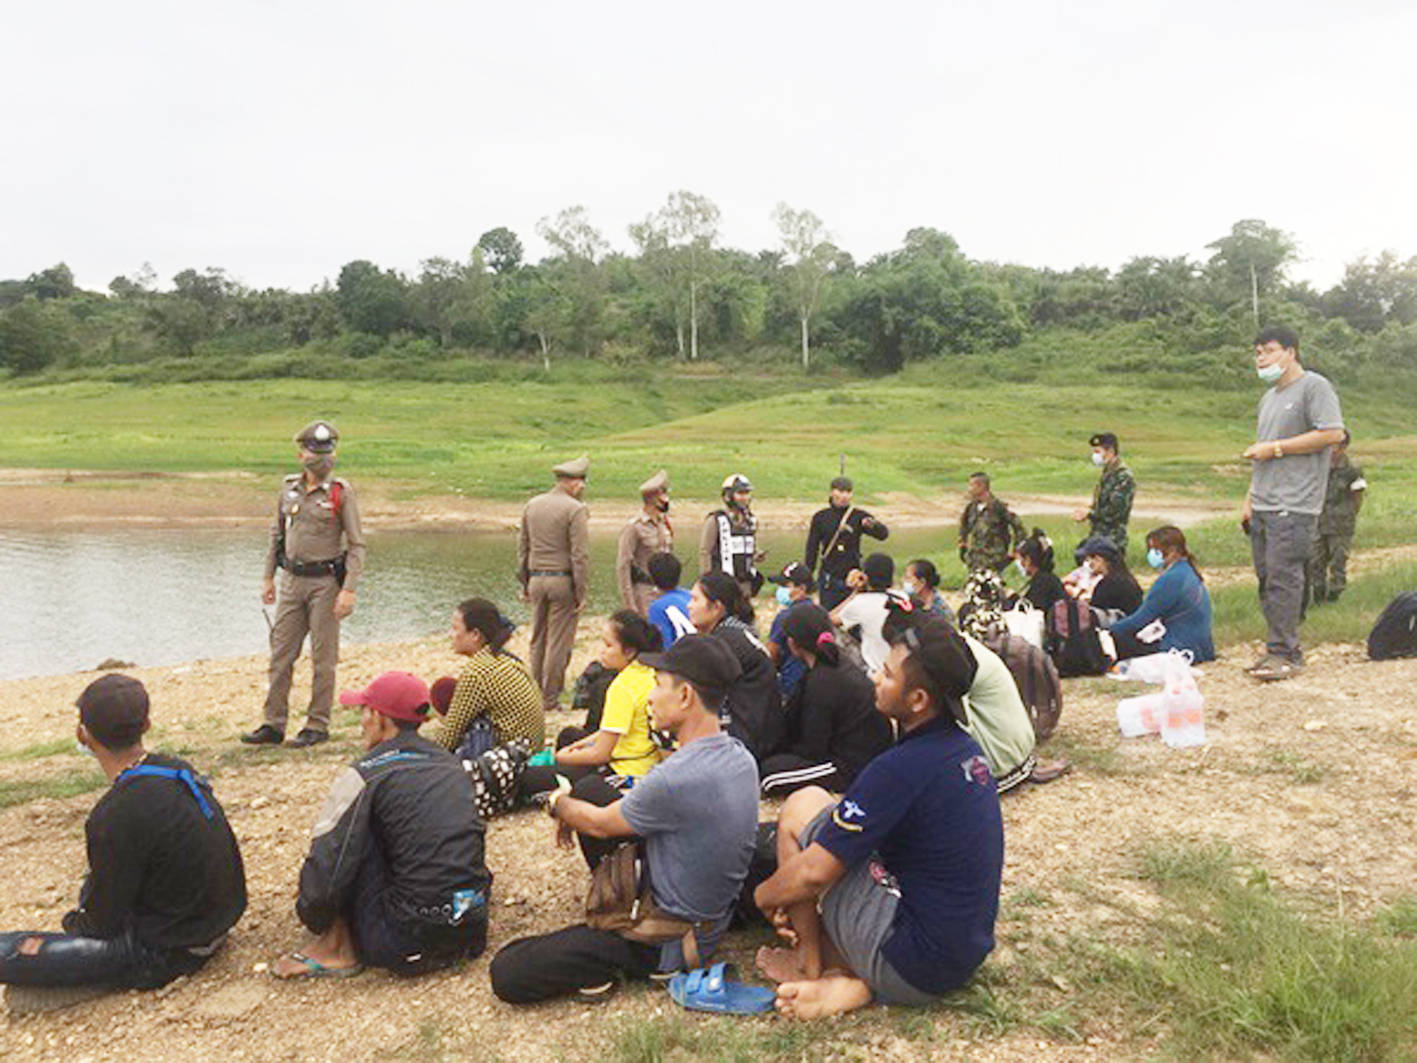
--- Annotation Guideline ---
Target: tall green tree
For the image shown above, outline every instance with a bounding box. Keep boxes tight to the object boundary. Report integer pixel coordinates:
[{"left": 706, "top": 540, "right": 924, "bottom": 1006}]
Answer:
[
  {"left": 335, "top": 260, "right": 408, "bottom": 337},
  {"left": 772, "top": 203, "right": 836, "bottom": 369},
  {"left": 1205, "top": 219, "right": 1297, "bottom": 324},
  {"left": 0, "top": 297, "right": 76, "bottom": 372},
  {"left": 1323, "top": 252, "right": 1417, "bottom": 332},
  {"left": 26, "top": 263, "right": 77, "bottom": 301},
  {"left": 536, "top": 206, "right": 608, "bottom": 357},
  {"left": 627, "top": 212, "right": 686, "bottom": 357},
  {"left": 661, "top": 191, "right": 719, "bottom": 361},
  {"left": 476, "top": 227, "right": 524, "bottom": 274}
]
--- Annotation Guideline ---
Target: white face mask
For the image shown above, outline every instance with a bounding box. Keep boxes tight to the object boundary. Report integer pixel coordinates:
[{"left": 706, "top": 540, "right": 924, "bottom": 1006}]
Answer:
[
  {"left": 902, "top": 579, "right": 917, "bottom": 595},
  {"left": 1015, "top": 559, "right": 1028, "bottom": 578},
  {"left": 1091, "top": 451, "right": 1105, "bottom": 466},
  {"left": 1257, "top": 362, "right": 1284, "bottom": 383}
]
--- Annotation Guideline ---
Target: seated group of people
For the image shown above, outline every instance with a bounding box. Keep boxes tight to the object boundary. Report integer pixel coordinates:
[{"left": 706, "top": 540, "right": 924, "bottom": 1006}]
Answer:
[
  {"left": 0, "top": 572, "right": 1013, "bottom": 1021},
  {"left": 1005, "top": 524, "right": 1215, "bottom": 666}
]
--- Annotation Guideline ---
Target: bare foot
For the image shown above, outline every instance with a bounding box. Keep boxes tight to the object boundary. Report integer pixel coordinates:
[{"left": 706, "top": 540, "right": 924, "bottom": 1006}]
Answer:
[
  {"left": 775, "top": 974, "right": 873, "bottom": 1019},
  {"left": 756, "top": 945, "right": 806, "bottom": 983},
  {"left": 270, "top": 950, "right": 360, "bottom": 979}
]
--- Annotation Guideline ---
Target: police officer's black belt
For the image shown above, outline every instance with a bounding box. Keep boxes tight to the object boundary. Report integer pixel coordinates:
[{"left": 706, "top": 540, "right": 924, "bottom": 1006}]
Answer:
[
  {"left": 528, "top": 569, "right": 572, "bottom": 577},
  {"left": 282, "top": 558, "right": 341, "bottom": 578}
]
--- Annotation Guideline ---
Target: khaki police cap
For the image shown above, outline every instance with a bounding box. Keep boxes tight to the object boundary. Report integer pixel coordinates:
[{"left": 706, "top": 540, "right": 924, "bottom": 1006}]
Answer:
[
  {"left": 295, "top": 420, "right": 339, "bottom": 453},
  {"left": 639, "top": 469, "right": 669, "bottom": 495},
  {"left": 552, "top": 454, "right": 590, "bottom": 479}
]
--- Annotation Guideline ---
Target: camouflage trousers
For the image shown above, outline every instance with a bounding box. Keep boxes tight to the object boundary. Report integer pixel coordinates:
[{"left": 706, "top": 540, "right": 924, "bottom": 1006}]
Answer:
[{"left": 1306, "top": 530, "right": 1353, "bottom": 605}]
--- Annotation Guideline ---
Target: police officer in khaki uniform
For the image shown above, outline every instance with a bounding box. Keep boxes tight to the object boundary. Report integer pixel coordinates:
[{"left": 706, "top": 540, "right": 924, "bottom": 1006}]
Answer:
[
  {"left": 518, "top": 455, "right": 590, "bottom": 710},
  {"left": 616, "top": 470, "right": 673, "bottom": 616},
  {"left": 242, "top": 421, "right": 366, "bottom": 748}
]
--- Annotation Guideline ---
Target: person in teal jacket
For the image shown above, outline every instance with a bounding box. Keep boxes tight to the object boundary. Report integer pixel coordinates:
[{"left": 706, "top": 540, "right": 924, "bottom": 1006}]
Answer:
[{"left": 1110, "top": 526, "right": 1215, "bottom": 663}]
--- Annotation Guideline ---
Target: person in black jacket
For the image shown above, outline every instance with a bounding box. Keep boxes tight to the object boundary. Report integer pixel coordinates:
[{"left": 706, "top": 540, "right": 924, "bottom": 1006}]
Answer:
[
  {"left": 804, "top": 477, "right": 890, "bottom": 610},
  {"left": 761, "top": 605, "right": 894, "bottom": 796},
  {"left": 1017, "top": 529, "right": 1066, "bottom": 615},
  {"left": 688, "top": 571, "right": 784, "bottom": 764},
  {"left": 1077, "top": 536, "right": 1143, "bottom": 626},
  {"left": 273, "top": 672, "right": 491, "bottom": 979},
  {"left": 0, "top": 675, "right": 245, "bottom": 994}
]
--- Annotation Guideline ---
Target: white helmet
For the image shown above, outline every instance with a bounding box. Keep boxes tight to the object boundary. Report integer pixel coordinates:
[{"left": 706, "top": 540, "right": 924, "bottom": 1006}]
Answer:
[{"left": 721, "top": 473, "right": 753, "bottom": 503}]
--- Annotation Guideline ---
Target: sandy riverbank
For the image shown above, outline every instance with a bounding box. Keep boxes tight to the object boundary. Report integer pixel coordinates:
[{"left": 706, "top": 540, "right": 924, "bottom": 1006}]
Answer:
[
  {"left": 1, "top": 617, "right": 1415, "bottom": 1061},
  {"left": 0, "top": 467, "right": 1233, "bottom": 532}
]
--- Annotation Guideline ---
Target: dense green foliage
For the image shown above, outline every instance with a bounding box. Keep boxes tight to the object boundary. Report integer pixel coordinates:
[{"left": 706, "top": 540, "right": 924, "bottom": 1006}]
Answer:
[{"left": 3, "top": 206, "right": 1416, "bottom": 378}]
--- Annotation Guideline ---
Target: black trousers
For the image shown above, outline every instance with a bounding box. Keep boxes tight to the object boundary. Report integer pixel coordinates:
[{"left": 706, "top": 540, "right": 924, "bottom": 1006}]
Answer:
[
  {"left": 0, "top": 928, "right": 210, "bottom": 990},
  {"left": 346, "top": 841, "right": 488, "bottom": 975},
  {"left": 759, "top": 753, "right": 848, "bottom": 796},
  {"left": 516, "top": 726, "right": 609, "bottom": 804},
  {"left": 488, "top": 773, "right": 656, "bottom": 1003}
]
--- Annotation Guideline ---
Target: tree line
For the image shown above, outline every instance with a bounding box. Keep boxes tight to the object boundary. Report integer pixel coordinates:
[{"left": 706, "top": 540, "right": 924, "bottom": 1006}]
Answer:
[{"left": 2, "top": 196, "right": 1416, "bottom": 377}]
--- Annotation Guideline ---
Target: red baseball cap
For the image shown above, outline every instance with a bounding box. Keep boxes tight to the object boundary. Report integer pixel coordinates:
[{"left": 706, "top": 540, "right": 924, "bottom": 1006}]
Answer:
[{"left": 338, "top": 671, "right": 431, "bottom": 724}]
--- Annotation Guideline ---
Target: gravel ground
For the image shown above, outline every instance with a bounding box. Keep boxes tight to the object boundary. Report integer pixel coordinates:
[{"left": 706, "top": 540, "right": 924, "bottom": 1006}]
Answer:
[{"left": 1, "top": 615, "right": 1414, "bottom": 1062}]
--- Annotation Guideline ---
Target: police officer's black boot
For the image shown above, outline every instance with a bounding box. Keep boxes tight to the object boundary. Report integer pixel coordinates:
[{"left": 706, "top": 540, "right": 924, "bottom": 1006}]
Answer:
[{"left": 241, "top": 724, "right": 285, "bottom": 745}]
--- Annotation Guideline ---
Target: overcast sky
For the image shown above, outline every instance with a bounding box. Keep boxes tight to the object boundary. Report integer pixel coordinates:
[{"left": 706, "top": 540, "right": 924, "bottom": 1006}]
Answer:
[{"left": 5, "top": 0, "right": 1414, "bottom": 294}]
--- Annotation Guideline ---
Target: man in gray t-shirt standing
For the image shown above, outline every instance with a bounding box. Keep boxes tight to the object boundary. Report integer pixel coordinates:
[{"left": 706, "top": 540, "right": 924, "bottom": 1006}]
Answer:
[{"left": 1241, "top": 325, "right": 1346, "bottom": 681}]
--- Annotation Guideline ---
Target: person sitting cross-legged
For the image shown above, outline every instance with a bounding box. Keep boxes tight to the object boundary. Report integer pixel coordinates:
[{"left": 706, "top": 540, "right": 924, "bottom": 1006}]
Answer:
[
  {"left": 489, "top": 635, "right": 760, "bottom": 1005},
  {"left": 273, "top": 672, "right": 491, "bottom": 979},
  {"left": 0, "top": 675, "right": 246, "bottom": 1004},
  {"left": 753, "top": 619, "right": 1004, "bottom": 1019}
]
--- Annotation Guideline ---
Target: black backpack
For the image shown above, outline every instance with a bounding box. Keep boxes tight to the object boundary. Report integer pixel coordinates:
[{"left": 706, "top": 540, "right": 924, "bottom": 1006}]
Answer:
[
  {"left": 1368, "top": 592, "right": 1417, "bottom": 660},
  {"left": 1049, "top": 598, "right": 1109, "bottom": 677}
]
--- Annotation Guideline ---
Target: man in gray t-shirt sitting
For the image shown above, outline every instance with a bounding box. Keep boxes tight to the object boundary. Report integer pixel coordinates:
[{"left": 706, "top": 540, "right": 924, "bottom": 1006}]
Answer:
[
  {"left": 1241, "top": 325, "right": 1346, "bottom": 681},
  {"left": 490, "top": 635, "right": 760, "bottom": 1004}
]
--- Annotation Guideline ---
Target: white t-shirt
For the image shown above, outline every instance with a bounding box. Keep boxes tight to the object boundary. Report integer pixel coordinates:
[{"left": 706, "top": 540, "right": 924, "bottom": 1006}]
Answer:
[{"left": 836, "top": 591, "right": 892, "bottom": 674}]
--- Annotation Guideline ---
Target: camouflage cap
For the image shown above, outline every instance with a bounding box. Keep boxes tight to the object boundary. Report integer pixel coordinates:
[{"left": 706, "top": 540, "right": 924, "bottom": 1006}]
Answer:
[{"left": 295, "top": 420, "right": 339, "bottom": 453}]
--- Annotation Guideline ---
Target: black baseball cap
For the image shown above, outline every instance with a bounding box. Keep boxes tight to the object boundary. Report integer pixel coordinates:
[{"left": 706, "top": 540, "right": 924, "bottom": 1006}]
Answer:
[
  {"left": 77, "top": 674, "right": 150, "bottom": 749},
  {"left": 640, "top": 635, "right": 742, "bottom": 702},
  {"left": 768, "top": 561, "right": 815, "bottom": 590}
]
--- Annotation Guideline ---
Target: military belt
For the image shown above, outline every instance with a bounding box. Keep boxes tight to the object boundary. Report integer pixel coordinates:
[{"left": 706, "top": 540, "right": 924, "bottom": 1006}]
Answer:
[
  {"left": 282, "top": 558, "right": 341, "bottom": 578},
  {"left": 529, "top": 569, "right": 572, "bottom": 577}
]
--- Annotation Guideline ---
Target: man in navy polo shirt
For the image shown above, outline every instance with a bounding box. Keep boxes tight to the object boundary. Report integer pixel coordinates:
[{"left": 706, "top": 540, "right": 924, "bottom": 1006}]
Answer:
[{"left": 754, "top": 619, "right": 1003, "bottom": 1018}]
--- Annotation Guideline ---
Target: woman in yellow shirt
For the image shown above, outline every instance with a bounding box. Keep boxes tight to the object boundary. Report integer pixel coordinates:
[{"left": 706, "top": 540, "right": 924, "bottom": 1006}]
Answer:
[{"left": 555, "top": 610, "right": 665, "bottom": 781}]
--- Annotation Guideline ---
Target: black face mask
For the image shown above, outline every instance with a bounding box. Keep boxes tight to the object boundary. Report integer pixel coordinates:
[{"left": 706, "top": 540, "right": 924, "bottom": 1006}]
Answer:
[
  {"left": 656, "top": 498, "right": 671, "bottom": 513},
  {"left": 302, "top": 454, "right": 335, "bottom": 478}
]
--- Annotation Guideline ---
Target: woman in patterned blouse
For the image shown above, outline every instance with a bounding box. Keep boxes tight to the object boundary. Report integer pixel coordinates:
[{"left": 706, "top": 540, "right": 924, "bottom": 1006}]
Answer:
[{"left": 429, "top": 598, "right": 545, "bottom": 755}]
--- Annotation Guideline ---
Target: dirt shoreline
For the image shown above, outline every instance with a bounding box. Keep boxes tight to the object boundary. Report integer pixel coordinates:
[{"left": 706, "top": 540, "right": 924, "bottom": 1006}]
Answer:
[
  {"left": 0, "top": 468, "right": 1233, "bottom": 532},
  {"left": 1, "top": 623, "right": 1414, "bottom": 1061}
]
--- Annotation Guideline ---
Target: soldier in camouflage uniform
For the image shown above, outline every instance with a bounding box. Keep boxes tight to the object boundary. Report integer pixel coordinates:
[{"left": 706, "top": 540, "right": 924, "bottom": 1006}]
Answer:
[
  {"left": 958, "top": 472, "right": 1027, "bottom": 573},
  {"left": 1307, "top": 432, "right": 1365, "bottom": 605},
  {"left": 1072, "top": 432, "right": 1136, "bottom": 560}
]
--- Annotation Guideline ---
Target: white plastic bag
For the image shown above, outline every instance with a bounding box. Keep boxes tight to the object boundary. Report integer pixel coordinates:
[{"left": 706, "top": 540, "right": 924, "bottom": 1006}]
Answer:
[
  {"left": 1002, "top": 600, "right": 1045, "bottom": 649},
  {"left": 1116, "top": 691, "right": 1165, "bottom": 737},
  {"left": 1109, "top": 648, "right": 1194, "bottom": 684},
  {"left": 1158, "top": 651, "right": 1205, "bottom": 749}
]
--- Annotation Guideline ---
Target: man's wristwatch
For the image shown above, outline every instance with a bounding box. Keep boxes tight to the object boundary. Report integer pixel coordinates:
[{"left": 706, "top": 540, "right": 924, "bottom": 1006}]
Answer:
[
  {"left": 546, "top": 784, "right": 572, "bottom": 818},
  {"left": 1273, "top": 442, "right": 1284, "bottom": 459}
]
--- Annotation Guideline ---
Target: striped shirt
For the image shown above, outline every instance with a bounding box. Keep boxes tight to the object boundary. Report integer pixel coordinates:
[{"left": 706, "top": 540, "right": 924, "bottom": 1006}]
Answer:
[{"left": 430, "top": 649, "right": 545, "bottom": 751}]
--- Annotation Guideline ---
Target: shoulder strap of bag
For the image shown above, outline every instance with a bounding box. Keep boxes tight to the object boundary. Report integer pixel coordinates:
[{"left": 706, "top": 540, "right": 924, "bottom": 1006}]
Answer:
[{"left": 819, "top": 506, "right": 856, "bottom": 565}]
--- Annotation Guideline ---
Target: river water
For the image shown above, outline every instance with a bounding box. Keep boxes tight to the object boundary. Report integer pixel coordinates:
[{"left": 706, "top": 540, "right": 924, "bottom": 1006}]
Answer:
[{"left": 0, "top": 524, "right": 948, "bottom": 680}]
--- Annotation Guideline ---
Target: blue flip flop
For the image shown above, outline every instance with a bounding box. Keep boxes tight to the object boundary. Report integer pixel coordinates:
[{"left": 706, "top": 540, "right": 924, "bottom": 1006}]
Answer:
[{"left": 667, "top": 962, "right": 776, "bottom": 1015}]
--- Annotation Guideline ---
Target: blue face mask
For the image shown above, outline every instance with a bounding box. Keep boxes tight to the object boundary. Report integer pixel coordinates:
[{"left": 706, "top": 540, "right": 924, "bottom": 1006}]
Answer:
[
  {"left": 1146, "top": 547, "right": 1165, "bottom": 569},
  {"left": 775, "top": 586, "right": 793, "bottom": 607}
]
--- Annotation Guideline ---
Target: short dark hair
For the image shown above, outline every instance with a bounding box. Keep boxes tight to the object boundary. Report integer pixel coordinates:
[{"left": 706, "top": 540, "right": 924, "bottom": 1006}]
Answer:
[
  {"left": 891, "top": 619, "right": 975, "bottom": 725},
  {"left": 862, "top": 553, "right": 894, "bottom": 591},
  {"left": 1339, "top": 429, "right": 1351, "bottom": 448},
  {"left": 1089, "top": 432, "right": 1119, "bottom": 453},
  {"left": 608, "top": 609, "right": 664, "bottom": 656},
  {"left": 969, "top": 471, "right": 990, "bottom": 487},
  {"left": 1255, "top": 325, "right": 1300, "bottom": 356},
  {"left": 830, "top": 476, "right": 853, "bottom": 492},
  {"left": 647, "top": 551, "right": 682, "bottom": 591},
  {"left": 77, "top": 674, "right": 149, "bottom": 750}
]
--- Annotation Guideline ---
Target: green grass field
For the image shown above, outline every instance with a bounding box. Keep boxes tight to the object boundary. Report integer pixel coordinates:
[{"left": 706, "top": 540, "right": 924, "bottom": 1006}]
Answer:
[{"left": 3, "top": 354, "right": 1416, "bottom": 509}]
